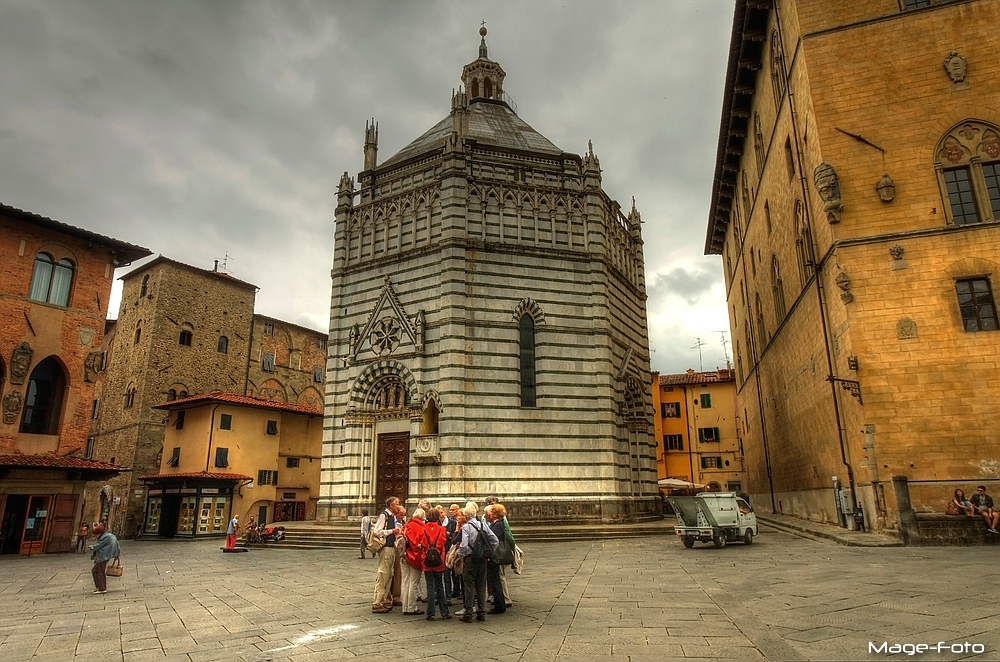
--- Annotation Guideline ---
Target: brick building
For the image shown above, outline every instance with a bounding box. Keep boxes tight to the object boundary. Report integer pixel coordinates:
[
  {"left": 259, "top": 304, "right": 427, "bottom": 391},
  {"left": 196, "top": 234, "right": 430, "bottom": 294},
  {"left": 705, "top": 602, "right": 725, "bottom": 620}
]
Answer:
[
  {"left": 706, "top": 0, "right": 1000, "bottom": 532},
  {"left": 321, "top": 28, "right": 657, "bottom": 523},
  {"left": 247, "top": 315, "right": 327, "bottom": 411},
  {"left": 0, "top": 203, "right": 149, "bottom": 554},
  {"left": 87, "top": 257, "right": 328, "bottom": 536},
  {"left": 651, "top": 369, "right": 745, "bottom": 493}
]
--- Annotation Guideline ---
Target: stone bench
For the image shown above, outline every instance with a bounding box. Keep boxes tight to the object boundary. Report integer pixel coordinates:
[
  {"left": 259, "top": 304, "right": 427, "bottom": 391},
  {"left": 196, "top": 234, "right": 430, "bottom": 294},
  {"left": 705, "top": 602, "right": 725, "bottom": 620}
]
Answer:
[{"left": 915, "top": 513, "right": 1000, "bottom": 545}]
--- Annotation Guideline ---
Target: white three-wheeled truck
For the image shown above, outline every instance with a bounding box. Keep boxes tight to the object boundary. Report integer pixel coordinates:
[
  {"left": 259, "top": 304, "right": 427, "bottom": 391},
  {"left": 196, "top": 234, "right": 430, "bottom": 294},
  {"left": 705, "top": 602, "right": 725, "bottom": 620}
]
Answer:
[{"left": 669, "top": 492, "right": 758, "bottom": 548}]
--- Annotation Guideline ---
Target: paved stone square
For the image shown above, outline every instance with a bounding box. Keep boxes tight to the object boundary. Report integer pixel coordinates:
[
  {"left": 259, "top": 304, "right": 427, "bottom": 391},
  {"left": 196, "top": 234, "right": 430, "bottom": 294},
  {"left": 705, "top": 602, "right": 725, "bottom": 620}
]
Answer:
[{"left": 1, "top": 526, "right": 998, "bottom": 661}]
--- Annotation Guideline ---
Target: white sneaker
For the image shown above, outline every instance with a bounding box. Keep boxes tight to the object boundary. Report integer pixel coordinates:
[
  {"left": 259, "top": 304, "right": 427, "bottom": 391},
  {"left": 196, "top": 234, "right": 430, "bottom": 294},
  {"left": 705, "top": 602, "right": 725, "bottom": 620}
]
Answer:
[{"left": 455, "top": 608, "right": 466, "bottom": 616}]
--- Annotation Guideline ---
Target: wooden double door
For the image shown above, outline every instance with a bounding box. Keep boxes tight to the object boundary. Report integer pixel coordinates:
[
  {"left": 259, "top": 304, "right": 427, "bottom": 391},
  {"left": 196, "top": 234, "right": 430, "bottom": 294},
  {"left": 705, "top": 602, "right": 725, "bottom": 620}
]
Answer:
[
  {"left": 0, "top": 493, "right": 77, "bottom": 554},
  {"left": 376, "top": 432, "right": 410, "bottom": 507}
]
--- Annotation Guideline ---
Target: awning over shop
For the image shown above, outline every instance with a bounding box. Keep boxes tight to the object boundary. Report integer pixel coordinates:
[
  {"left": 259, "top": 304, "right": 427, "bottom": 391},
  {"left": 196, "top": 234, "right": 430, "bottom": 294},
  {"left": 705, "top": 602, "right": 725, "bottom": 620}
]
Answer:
[
  {"left": 0, "top": 454, "right": 127, "bottom": 482},
  {"left": 139, "top": 471, "right": 252, "bottom": 486}
]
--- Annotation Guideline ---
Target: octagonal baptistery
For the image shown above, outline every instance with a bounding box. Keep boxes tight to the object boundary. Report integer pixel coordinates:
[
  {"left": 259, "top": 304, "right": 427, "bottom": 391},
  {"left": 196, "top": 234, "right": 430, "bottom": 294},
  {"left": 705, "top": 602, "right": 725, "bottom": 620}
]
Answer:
[{"left": 319, "top": 30, "right": 658, "bottom": 524}]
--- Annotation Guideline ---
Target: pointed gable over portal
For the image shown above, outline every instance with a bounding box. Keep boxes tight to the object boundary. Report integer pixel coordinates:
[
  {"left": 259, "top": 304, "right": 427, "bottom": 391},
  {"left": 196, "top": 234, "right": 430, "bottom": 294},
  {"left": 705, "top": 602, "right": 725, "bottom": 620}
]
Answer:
[{"left": 349, "top": 276, "right": 424, "bottom": 363}]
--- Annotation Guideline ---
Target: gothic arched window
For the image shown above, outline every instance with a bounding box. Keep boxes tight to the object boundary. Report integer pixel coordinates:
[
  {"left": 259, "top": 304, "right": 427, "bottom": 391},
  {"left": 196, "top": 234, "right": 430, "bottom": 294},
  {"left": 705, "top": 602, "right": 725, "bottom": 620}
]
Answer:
[
  {"left": 519, "top": 313, "right": 536, "bottom": 407},
  {"left": 772, "top": 256, "right": 786, "bottom": 321},
  {"left": 934, "top": 120, "right": 1000, "bottom": 226},
  {"left": 20, "top": 357, "right": 66, "bottom": 434},
  {"left": 794, "top": 199, "right": 815, "bottom": 287},
  {"left": 755, "top": 294, "right": 767, "bottom": 350},
  {"left": 771, "top": 30, "right": 786, "bottom": 108},
  {"left": 624, "top": 376, "right": 644, "bottom": 421},
  {"left": 754, "top": 112, "right": 765, "bottom": 175},
  {"left": 421, "top": 399, "right": 439, "bottom": 436}
]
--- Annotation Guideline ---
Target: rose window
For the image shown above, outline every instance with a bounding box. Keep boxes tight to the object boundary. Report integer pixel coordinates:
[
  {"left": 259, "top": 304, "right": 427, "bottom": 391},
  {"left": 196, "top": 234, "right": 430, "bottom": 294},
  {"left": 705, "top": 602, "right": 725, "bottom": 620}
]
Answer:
[{"left": 370, "top": 317, "right": 401, "bottom": 355}]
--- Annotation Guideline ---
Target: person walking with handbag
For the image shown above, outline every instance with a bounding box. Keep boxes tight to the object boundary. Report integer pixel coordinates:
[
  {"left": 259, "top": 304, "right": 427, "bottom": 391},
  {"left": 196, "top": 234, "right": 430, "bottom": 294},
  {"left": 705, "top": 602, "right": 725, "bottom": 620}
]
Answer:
[{"left": 88, "top": 524, "right": 120, "bottom": 595}]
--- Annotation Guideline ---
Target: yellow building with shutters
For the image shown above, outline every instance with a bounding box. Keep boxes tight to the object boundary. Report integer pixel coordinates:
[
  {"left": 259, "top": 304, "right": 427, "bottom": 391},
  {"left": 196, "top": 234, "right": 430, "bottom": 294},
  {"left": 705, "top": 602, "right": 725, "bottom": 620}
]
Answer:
[
  {"left": 651, "top": 369, "right": 745, "bottom": 493},
  {"left": 139, "top": 393, "right": 322, "bottom": 538}
]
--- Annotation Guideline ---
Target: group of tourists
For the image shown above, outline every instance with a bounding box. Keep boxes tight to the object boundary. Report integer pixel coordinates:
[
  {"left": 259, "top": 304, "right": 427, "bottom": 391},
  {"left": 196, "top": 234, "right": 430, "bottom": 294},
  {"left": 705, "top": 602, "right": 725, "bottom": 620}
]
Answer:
[
  {"left": 363, "top": 496, "right": 517, "bottom": 623},
  {"left": 950, "top": 485, "right": 1000, "bottom": 533}
]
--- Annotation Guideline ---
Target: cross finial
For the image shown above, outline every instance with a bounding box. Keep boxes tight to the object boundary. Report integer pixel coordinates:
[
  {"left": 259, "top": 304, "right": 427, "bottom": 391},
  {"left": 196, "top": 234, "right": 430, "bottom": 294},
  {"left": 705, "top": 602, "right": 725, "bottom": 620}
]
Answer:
[{"left": 479, "top": 21, "right": 488, "bottom": 58}]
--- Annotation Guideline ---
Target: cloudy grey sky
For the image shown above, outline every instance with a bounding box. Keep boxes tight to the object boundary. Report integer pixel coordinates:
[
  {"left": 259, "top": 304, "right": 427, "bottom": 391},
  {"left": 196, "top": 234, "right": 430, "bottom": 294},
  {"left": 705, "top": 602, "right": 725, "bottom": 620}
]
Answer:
[{"left": 0, "top": 0, "right": 735, "bottom": 375}]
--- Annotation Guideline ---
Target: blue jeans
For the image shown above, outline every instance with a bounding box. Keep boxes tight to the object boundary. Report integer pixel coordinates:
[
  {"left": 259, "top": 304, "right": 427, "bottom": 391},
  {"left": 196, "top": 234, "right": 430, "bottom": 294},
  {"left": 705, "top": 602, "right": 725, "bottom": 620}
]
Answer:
[{"left": 425, "top": 570, "right": 448, "bottom": 618}]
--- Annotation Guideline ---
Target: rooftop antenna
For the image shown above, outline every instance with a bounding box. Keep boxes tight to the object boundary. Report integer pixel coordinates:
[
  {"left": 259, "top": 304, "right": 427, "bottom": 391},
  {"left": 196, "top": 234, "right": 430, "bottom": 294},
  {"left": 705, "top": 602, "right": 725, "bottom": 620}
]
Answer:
[
  {"left": 215, "top": 252, "right": 232, "bottom": 274},
  {"left": 691, "top": 337, "right": 705, "bottom": 372},
  {"left": 715, "top": 330, "right": 731, "bottom": 369}
]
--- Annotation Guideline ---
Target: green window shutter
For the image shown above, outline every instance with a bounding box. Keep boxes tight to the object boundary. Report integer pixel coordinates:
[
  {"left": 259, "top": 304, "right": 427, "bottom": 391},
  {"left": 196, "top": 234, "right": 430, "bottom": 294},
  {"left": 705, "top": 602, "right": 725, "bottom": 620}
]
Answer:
[
  {"left": 714, "top": 427, "right": 721, "bottom": 442},
  {"left": 700, "top": 456, "right": 707, "bottom": 469}
]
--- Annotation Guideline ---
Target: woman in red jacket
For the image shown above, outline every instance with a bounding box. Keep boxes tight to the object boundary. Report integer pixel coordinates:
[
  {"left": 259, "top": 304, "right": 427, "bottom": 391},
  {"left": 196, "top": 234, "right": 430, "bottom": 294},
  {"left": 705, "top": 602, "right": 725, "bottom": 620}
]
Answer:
[
  {"left": 421, "top": 508, "right": 451, "bottom": 620},
  {"left": 400, "top": 507, "right": 426, "bottom": 615}
]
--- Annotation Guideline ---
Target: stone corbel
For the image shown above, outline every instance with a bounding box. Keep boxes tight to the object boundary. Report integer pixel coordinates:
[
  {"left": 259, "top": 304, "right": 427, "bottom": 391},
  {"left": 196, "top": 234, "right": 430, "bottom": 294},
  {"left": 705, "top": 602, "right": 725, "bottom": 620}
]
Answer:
[{"left": 835, "top": 271, "right": 854, "bottom": 304}]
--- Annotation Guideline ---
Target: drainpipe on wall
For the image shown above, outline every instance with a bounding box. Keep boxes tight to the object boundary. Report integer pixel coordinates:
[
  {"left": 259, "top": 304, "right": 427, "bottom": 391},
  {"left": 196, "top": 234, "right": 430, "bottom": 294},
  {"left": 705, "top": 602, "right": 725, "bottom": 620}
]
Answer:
[
  {"left": 775, "top": 2, "right": 858, "bottom": 519},
  {"left": 205, "top": 404, "right": 222, "bottom": 473},
  {"left": 681, "top": 384, "right": 696, "bottom": 484}
]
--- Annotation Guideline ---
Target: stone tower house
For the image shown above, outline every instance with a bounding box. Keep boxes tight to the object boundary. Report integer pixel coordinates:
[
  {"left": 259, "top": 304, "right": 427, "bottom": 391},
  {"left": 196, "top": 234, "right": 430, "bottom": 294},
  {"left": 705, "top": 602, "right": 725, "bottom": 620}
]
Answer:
[
  {"left": 90, "top": 257, "right": 257, "bottom": 533},
  {"left": 320, "top": 29, "right": 658, "bottom": 523},
  {"left": 707, "top": 0, "right": 1000, "bottom": 532},
  {"left": 89, "top": 258, "right": 329, "bottom": 534}
]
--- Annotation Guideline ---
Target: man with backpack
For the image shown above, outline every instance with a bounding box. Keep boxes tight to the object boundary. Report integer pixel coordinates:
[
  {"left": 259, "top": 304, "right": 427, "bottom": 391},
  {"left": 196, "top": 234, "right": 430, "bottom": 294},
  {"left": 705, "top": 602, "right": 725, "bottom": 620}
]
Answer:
[
  {"left": 370, "top": 496, "right": 401, "bottom": 613},
  {"left": 456, "top": 505, "right": 498, "bottom": 622}
]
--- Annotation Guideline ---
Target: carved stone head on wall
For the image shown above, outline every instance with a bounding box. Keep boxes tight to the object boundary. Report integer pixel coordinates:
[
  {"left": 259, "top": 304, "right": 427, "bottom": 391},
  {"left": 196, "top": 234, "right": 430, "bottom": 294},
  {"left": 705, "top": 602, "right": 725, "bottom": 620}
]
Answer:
[{"left": 813, "top": 162, "right": 844, "bottom": 224}]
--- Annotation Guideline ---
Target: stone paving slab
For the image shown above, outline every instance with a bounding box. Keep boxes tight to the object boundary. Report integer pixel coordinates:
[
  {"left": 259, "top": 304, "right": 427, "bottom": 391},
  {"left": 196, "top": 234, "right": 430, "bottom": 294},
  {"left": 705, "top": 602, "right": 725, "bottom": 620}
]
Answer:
[{"left": 1, "top": 528, "right": 1000, "bottom": 660}]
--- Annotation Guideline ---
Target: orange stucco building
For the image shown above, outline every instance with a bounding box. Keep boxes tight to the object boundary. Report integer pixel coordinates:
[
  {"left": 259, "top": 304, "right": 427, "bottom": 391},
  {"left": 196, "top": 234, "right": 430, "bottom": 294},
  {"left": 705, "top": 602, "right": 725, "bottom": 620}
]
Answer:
[{"left": 652, "top": 369, "right": 745, "bottom": 493}]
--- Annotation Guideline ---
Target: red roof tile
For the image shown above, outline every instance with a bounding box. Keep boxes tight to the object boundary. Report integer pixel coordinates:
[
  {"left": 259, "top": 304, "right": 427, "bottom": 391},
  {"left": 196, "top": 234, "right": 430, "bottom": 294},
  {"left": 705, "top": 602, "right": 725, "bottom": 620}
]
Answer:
[
  {"left": 153, "top": 392, "right": 322, "bottom": 416},
  {"left": 139, "top": 471, "right": 253, "bottom": 482},
  {"left": 0, "top": 454, "right": 128, "bottom": 471},
  {"left": 659, "top": 368, "right": 736, "bottom": 386}
]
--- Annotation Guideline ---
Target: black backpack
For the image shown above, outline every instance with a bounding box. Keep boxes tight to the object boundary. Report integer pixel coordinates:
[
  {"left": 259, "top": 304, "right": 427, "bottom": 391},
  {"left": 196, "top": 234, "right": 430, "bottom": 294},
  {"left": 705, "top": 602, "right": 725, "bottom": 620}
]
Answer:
[
  {"left": 424, "top": 530, "right": 444, "bottom": 568},
  {"left": 471, "top": 521, "right": 492, "bottom": 561}
]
